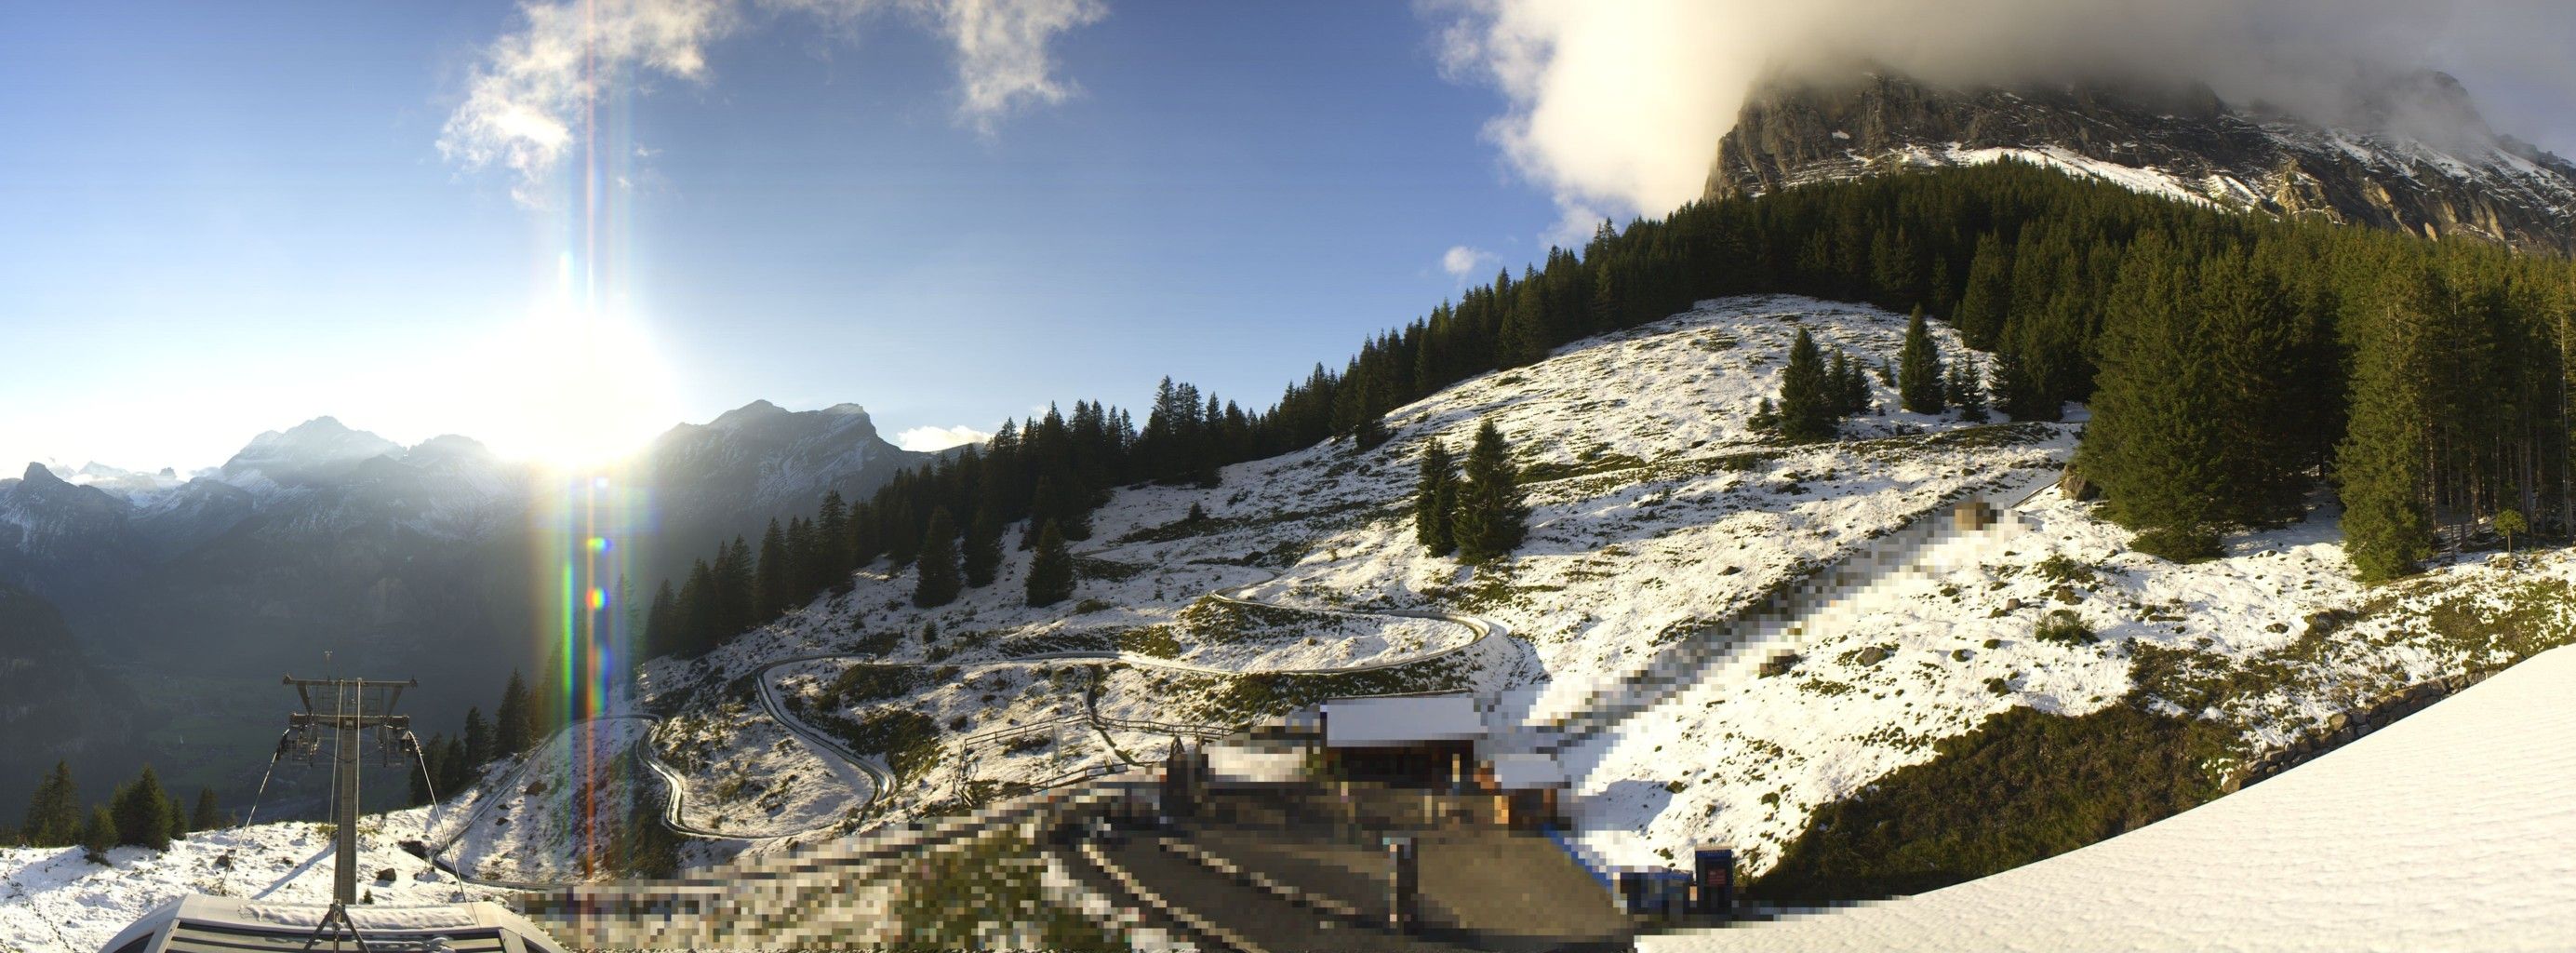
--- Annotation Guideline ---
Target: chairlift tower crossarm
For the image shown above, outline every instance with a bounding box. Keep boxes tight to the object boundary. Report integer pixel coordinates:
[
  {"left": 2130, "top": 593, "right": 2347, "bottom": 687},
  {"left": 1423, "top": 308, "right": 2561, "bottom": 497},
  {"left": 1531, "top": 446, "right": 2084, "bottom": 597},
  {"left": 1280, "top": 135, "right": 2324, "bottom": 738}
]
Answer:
[{"left": 279, "top": 674, "right": 419, "bottom": 911}]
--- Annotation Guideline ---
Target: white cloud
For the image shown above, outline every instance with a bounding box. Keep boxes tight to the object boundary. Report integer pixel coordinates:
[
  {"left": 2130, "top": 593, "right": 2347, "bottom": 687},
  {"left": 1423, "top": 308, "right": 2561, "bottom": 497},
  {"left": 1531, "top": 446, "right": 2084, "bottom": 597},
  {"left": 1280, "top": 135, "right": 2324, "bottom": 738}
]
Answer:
[
  {"left": 1426, "top": 0, "right": 2576, "bottom": 226},
  {"left": 1440, "top": 245, "right": 1498, "bottom": 280},
  {"left": 895, "top": 423, "right": 994, "bottom": 451},
  {"left": 441, "top": 0, "right": 1105, "bottom": 205}
]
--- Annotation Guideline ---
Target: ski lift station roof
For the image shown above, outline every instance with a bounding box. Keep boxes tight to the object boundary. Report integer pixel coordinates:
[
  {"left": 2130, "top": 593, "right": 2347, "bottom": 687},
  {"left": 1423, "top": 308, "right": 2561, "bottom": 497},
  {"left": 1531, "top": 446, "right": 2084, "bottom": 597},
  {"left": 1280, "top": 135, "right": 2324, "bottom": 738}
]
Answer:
[
  {"left": 97, "top": 895, "right": 568, "bottom": 953},
  {"left": 1321, "top": 693, "right": 1486, "bottom": 747}
]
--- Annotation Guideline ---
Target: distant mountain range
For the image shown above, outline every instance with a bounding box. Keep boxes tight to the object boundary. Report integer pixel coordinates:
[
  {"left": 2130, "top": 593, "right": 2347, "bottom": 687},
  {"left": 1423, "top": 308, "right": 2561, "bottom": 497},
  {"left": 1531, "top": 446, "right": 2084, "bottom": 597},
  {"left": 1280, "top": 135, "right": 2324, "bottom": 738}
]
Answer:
[
  {"left": 1707, "top": 68, "right": 2576, "bottom": 252},
  {"left": 0, "top": 400, "right": 930, "bottom": 819}
]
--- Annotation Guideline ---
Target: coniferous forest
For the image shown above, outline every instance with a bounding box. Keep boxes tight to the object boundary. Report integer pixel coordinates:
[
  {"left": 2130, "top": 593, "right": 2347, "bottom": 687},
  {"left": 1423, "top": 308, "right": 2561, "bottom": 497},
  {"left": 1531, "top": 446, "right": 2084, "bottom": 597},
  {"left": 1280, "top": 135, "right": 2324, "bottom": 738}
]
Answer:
[{"left": 645, "top": 160, "right": 2576, "bottom": 660}]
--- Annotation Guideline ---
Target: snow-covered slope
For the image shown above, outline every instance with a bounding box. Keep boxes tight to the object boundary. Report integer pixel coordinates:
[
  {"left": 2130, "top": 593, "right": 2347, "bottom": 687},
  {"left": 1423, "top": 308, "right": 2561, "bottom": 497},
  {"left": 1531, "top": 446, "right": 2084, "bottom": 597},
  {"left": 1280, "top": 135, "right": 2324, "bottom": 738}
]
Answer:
[
  {"left": 0, "top": 812, "right": 514, "bottom": 953},
  {"left": 638, "top": 292, "right": 2576, "bottom": 884},
  {"left": 1646, "top": 641, "right": 2576, "bottom": 952}
]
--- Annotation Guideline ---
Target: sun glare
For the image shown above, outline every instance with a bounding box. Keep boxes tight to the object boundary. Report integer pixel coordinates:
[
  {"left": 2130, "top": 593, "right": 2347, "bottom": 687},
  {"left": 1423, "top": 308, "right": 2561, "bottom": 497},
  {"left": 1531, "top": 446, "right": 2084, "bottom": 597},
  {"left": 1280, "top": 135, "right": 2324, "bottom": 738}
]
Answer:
[{"left": 461, "top": 267, "right": 678, "bottom": 473}]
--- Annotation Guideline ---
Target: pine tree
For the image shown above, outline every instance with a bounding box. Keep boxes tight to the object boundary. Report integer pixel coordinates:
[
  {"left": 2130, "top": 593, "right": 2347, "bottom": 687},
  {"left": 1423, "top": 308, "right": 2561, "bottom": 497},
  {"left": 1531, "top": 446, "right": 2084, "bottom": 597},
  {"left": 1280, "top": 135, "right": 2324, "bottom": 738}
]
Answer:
[
  {"left": 2341, "top": 270, "right": 2441, "bottom": 581},
  {"left": 1834, "top": 349, "right": 1870, "bottom": 415},
  {"left": 1955, "top": 234, "right": 2012, "bottom": 349},
  {"left": 754, "top": 518, "right": 791, "bottom": 619},
  {"left": 22, "top": 761, "right": 78, "bottom": 847},
  {"left": 1751, "top": 397, "right": 1780, "bottom": 436},
  {"left": 645, "top": 581, "right": 678, "bottom": 658},
  {"left": 1025, "top": 520, "right": 1075, "bottom": 607},
  {"left": 913, "top": 507, "right": 962, "bottom": 608},
  {"left": 1952, "top": 357, "right": 1990, "bottom": 423},
  {"left": 496, "top": 672, "right": 532, "bottom": 758},
  {"left": 81, "top": 807, "right": 115, "bottom": 862},
  {"left": 191, "top": 788, "right": 220, "bottom": 833},
  {"left": 462, "top": 706, "right": 491, "bottom": 769},
  {"left": 1898, "top": 306, "right": 1946, "bottom": 413},
  {"left": 1500, "top": 288, "right": 1552, "bottom": 368},
  {"left": 1994, "top": 345, "right": 2057, "bottom": 422},
  {"left": 1022, "top": 476, "right": 1061, "bottom": 551},
  {"left": 815, "top": 490, "right": 852, "bottom": 581},
  {"left": 962, "top": 506, "right": 1003, "bottom": 588},
  {"left": 1415, "top": 438, "right": 1459, "bottom": 557},
  {"left": 110, "top": 766, "right": 173, "bottom": 851},
  {"left": 1777, "top": 328, "right": 1839, "bottom": 442},
  {"left": 849, "top": 503, "right": 883, "bottom": 568},
  {"left": 1451, "top": 422, "right": 1529, "bottom": 564},
  {"left": 2497, "top": 507, "right": 2529, "bottom": 555},
  {"left": 166, "top": 791, "right": 186, "bottom": 841},
  {"left": 2082, "top": 238, "right": 2227, "bottom": 559},
  {"left": 437, "top": 736, "right": 471, "bottom": 798}
]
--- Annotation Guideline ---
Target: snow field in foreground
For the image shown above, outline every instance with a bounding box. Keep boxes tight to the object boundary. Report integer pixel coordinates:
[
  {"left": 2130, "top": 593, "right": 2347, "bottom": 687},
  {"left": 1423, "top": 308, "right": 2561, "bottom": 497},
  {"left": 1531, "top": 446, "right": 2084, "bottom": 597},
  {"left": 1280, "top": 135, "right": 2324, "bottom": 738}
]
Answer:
[
  {"left": 0, "top": 809, "right": 511, "bottom": 953},
  {"left": 1645, "top": 641, "right": 2576, "bottom": 952}
]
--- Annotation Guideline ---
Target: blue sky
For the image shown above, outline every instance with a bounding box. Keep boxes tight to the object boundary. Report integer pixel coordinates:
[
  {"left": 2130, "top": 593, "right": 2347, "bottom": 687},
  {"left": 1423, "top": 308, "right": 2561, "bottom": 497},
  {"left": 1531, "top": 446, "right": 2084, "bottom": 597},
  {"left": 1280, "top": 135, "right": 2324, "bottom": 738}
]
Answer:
[
  {"left": 4, "top": 1, "right": 2570, "bottom": 471},
  {"left": 0, "top": 1, "right": 1556, "bottom": 470}
]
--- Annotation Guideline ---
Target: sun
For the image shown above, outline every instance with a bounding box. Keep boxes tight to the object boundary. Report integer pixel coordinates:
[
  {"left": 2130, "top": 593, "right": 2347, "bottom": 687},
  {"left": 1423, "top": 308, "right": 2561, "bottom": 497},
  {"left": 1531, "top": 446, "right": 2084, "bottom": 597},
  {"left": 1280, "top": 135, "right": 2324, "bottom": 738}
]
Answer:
[{"left": 462, "top": 286, "right": 679, "bottom": 473}]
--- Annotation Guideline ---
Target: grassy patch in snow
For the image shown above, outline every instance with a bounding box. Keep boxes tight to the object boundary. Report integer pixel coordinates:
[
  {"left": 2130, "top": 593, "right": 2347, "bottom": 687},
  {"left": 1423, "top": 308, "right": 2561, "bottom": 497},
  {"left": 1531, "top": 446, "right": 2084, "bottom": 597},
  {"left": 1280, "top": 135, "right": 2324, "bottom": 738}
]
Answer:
[
  {"left": 1747, "top": 695, "right": 2235, "bottom": 906},
  {"left": 803, "top": 707, "right": 944, "bottom": 784},
  {"left": 1145, "top": 656, "right": 1474, "bottom": 725}
]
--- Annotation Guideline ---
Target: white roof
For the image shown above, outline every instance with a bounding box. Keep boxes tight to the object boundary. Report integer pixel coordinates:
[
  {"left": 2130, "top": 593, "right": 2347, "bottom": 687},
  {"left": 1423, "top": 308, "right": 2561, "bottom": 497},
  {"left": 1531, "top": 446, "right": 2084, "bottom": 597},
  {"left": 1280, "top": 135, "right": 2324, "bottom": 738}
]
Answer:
[
  {"left": 1323, "top": 694, "right": 1484, "bottom": 746},
  {"left": 1489, "top": 752, "right": 1567, "bottom": 789},
  {"left": 1646, "top": 644, "right": 2576, "bottom": 951}
]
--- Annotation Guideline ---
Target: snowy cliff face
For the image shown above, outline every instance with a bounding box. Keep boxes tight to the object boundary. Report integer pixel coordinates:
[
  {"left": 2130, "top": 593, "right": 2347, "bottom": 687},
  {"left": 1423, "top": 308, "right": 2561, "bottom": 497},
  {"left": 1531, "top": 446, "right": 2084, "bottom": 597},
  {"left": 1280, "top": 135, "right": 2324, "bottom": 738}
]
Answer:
[{"left": 1706, "top": 70, "right": 2576, "bottom": 251}]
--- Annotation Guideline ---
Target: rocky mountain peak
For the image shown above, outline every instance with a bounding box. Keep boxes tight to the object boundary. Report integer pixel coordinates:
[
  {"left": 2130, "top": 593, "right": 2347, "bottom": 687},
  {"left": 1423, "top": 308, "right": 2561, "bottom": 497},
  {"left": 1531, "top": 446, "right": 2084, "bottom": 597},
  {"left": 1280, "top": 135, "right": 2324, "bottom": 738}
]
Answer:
[
  {"left": 222, "top": 416, "right": 402, "bottom": 479},
  {"left": 709, "top": 399, "right": 790, "bottom": 430},
  {"left": 1705, "top": 67, "right": 2576, "bottom": 252},
  {"left": 21, "top": 462, "right": 63, "bottom": 486}
]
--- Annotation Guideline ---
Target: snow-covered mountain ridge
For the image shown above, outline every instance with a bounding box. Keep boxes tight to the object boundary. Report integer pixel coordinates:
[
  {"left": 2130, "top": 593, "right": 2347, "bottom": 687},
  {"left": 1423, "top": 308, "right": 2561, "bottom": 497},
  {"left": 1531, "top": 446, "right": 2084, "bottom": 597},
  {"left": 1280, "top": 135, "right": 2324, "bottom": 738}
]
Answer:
[{"left": 1708, "top": 70, "right": 2576, "bottom": 251}]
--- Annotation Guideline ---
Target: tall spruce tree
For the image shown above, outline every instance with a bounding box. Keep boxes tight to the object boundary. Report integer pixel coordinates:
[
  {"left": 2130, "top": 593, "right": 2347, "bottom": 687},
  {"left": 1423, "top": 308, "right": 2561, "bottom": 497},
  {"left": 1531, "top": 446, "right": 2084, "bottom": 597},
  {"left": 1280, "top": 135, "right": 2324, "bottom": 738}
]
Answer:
[
  {"left": 754, "top": 518, "right": 791, "bottom": 618},
  {"left": 815, "top": 490, "right": 852, "bottom": 582},
  {"left": 1950, "top": 357, "right": 1990, "bottom": 423},
  {"left": 495, "top": 672, "right": 532, "bottom": 757},
  {"left": 1898, "top": 306, "right": 1946, "bottom": 413},
  {"left": 80, "top": 807, "right": 114, "bottom": 861},
  {"left": 1451, "top": 422, "right": 1529, "bottom": 564},
  {"left": 437, "top": 736, "right": 471, "bottom": 798},
  {"left": 191, "top": 787, "right": 221, "bottom": 832},
  {"left": 110, "top": 766, "right": 173, "bottom": 851},
  {"left": 962, "top": 506, "right": 1003, "bottom": 588},
  {"left": 2082, "top": 238, "right": 2228, "bottom": 559},
  {"left": 461, "top": 706, "right": 491, "bottom": 769},
  {"left": 22, "top": 761, "right": 78, "bottom": 847},
  {"left": 913, "top": 507, "right": 962, "bottom": 608},
  {"left": 1025, "top": 520, "right": 1075, "bottom": 607},
  {"left": 1415, "top": 438, "right": 1459, "bottom": 556},
  {"left": 2341, "top": 269, "right": 2442, "bottom": 581},
  {"left": 1777, "top": 328, "right": 1839, "bottom": 441}
]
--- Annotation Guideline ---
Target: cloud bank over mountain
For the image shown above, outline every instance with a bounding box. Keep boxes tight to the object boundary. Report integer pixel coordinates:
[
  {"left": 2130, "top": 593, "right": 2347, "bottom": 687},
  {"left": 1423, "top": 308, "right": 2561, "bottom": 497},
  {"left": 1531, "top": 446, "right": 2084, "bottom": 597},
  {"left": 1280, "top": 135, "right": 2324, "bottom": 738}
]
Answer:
[{"left": 1428, "top": 0, "right": 2576, "bottom": 231}]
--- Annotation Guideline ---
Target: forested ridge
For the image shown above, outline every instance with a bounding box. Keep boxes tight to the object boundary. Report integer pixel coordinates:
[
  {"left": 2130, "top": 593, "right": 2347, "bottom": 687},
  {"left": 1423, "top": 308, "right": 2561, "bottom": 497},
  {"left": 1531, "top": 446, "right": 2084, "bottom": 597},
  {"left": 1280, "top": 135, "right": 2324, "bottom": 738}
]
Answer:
[{"left": 645, "top": 160, "right": 2576, "bottom": 660}]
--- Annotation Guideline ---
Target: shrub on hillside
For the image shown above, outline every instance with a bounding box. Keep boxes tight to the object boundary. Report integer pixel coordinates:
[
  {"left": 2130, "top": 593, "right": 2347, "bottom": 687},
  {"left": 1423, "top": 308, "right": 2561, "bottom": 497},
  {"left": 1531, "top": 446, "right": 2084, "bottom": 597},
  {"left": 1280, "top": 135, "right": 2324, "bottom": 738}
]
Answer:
[{"left": 2034, "top": 610, "right": 2097, "bottom": 646}]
